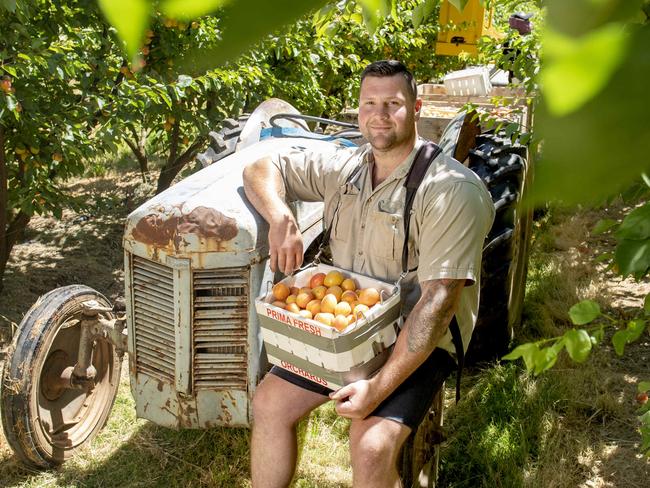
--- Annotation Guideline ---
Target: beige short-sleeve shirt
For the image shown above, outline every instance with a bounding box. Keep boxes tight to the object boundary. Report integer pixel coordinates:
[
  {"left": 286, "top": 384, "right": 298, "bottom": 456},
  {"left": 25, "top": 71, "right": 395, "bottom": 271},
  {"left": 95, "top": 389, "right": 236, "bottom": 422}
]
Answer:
[{"left": 272, "top": 139, "right": 495, "bottom": 355}]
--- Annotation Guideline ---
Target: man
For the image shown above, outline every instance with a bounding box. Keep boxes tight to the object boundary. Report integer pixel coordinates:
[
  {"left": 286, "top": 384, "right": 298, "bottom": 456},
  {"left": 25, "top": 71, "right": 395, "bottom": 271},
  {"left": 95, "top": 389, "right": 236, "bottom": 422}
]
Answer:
[{"left": 243, "top": 60, "right": 494, "bottom": 488}]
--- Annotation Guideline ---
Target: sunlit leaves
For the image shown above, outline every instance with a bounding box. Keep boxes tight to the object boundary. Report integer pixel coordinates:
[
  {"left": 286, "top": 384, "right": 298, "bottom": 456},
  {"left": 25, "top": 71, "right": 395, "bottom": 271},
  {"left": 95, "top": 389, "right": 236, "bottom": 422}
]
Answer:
[
  {"left": 161, "top": 0, "right": 228, "bottom": 20},
  {"left": 97, "top": 0, "right": 151, "bottom": 62},
  {"left": 179, "top": 0, "right": 327, "bottom": 72},
  {"left": 568, "top": 300, "right": 601, "bottom": 325},
  {"left": 564, "top": 329, "right": 592, "bottom": 362},
  {"left": 0, "top": 0, "right": 16, "bottom": 12},
  {"left": 612, "top": 319, "right": 646, "bottom": 355},
  {"left": 540, "top": 23, "right": 629, "bottom": 117}
]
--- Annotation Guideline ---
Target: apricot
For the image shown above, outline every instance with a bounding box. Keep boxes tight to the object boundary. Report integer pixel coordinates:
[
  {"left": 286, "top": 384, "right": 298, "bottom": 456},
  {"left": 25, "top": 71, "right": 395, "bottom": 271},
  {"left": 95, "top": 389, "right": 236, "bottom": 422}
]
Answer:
[
  {"left": 312, "top": 285, "right": 327, "bottom": 300},
  {"left": 334, "top": 301, "right": 352, "bottom": 317},
  {"left": 298, "top": 309, "right": 313, "bottom": 320},
  {"left": 341, "top": 278, "right": 357, "bottom": 291},
  {"left": 346, "top": 313, "right": 356, "bottom": 324},
  {"left": 326, "top": 285, "right": 343, "bottom": 301},
  {"left": 314, "top": 312, "right": 334, "bottom": 326},
  {"left": 341, "top": 290, "right": 358, "bottom": 304},
  {"left": 286, "top": 303, "right": 300, "bottom": 314},
  {"left": 271, "top": 301, "right": 287, "bottom": 309},
  {"left": 299, "top": 287, "right": 312, "bottom": 295},
  {"left": 286, "top": 294, "right": 298, "bottom": 305},
  {"left": 306, "top": 299, "right": 321, "bottom": 316},
  {"left": 324, "top": 270, "right": 344, "bottom": 287},
  {"left": 309, "top": 272, "right": 326, "bottom": 289},
  {"left": 290, "top": 286, "right": 300, "bottom": 296},
  {"left": 358, "top": 287, "right": 380, "bottom": 307},
  {"left": 321, "top": 294, "right": 338, "bottom": 314},
  {"left": 296, "top": 292, "right": 314, "bottom": 309},
  {"left": 272, "top": 283, "right": 290, "bottom": 301},
  {"left": 333, "top": 314, "right": 349, "bottom": 331},
  {"left": 353, "top": 303, "right": 370, "bottom": 319}
]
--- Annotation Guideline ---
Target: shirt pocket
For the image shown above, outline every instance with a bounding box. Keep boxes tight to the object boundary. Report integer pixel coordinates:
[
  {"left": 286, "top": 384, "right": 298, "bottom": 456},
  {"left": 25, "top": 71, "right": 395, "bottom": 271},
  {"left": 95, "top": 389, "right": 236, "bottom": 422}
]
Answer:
[
  {"left": 368, "top": 210, "right": 405, "bottom": 260},
  {"left": 331, "top": 193, "right": 358, "bottom": 244}
]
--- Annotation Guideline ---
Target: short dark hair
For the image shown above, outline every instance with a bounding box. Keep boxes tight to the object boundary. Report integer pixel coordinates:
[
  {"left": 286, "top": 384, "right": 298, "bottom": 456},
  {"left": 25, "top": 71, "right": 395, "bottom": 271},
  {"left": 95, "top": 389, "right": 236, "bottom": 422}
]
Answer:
[{"left": 360, "top": 60, "right": 418, "bottom": 101}]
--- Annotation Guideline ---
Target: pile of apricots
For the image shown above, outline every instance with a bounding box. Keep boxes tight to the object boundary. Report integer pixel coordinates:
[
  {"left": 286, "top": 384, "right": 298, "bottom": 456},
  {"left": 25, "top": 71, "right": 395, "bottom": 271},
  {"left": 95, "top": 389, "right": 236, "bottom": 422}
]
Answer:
[{"left": 270, "top": 270, "right": 381, "bottom": 332}]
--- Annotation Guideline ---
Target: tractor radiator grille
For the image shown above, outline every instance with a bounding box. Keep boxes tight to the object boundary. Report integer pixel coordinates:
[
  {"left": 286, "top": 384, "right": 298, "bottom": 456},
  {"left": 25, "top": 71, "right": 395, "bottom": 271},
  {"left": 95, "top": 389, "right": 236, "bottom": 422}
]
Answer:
[
  {"left": 193, "top": 267, "right": 249, "bottom": 390},
  {"left": 132, "top": 256, "right": 176, "bottom": 382}
]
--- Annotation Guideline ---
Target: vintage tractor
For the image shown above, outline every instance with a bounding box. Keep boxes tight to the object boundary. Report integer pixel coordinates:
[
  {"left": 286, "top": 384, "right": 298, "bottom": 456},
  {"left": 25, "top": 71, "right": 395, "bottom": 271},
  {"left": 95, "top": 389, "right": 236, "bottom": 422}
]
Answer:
[{"left": 1, "top": 91, "right": 532, "bottom": 486}]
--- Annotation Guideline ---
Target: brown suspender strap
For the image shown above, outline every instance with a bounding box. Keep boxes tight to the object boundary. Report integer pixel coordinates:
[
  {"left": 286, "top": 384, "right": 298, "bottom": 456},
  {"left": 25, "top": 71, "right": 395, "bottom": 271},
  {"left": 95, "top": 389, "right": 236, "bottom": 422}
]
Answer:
[{"left": 401, "top": 141, "right": 465, "bottom": 403}]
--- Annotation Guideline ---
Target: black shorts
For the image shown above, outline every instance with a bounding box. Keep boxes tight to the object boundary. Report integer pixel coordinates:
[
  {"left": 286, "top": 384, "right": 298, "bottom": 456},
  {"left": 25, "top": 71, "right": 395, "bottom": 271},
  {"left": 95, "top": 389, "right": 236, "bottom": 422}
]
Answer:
[{"left": 269, "top": 348, "right": 456, "bottom": 431}]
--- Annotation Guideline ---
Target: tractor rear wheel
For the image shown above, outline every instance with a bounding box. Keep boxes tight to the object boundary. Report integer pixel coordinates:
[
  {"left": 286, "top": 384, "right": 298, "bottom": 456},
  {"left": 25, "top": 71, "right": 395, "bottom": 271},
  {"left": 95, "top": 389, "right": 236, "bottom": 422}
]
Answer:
[
  {"left": 399, "top": 386, "right": 445, "bottom": 487},
  {"left": 195, "top": 115, "right": 250, "bottom": 168},
  {"left": 467, "top": 131, "right": 533, "bottom": 362},
  {"left": 1, "top": 285, "right": 121, "bottom": 468}
]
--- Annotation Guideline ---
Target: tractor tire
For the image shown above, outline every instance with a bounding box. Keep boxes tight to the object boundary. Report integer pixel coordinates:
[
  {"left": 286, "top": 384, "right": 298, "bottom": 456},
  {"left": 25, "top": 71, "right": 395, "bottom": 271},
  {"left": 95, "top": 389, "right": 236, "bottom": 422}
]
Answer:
[
  {"left": 467, "top": 131, "right": 533, "bottom": 363},
  {"left": 1, "top": 285, "right": 121, "bottom": 468},
  {"left": 399, "top": 386, "right": 446, "bottom": 487},
  {"left": 195, "top": 115, "right": 249, "bottom": 168}
]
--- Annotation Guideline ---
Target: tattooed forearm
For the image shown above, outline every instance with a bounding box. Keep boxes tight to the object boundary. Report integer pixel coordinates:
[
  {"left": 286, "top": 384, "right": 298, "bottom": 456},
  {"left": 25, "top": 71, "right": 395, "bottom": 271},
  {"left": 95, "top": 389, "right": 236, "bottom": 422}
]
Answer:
[{"left": 406, "top": 279, "right": 465, "bottom": 353}]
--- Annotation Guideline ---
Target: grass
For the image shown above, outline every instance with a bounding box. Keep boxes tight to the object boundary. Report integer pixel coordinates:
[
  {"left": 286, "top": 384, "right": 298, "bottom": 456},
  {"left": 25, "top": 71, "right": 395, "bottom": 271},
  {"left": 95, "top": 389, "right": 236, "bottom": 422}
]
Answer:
[{"left": 1, "top": 169, "right": 648, "bottom": 487}]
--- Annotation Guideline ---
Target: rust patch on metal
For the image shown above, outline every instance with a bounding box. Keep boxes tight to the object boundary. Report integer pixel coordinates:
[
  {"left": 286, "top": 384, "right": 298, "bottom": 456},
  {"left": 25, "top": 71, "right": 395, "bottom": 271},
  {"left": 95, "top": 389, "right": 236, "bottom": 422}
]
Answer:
[
  {"left": 156, "top": 380, "right": 164, "bottom": 392},
  {"left": 219, "top": 399, "right": 233, "bottom": 424},
  {"left": 131, "top": 206, "right": 238, "bottom": 250}
]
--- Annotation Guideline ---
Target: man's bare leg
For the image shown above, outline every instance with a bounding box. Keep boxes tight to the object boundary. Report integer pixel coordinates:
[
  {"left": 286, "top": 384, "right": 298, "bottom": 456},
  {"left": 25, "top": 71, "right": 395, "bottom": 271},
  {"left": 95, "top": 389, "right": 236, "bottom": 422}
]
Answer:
[
  {"left": 251, "top": 373, "right": 329, "bottom": 488},
  {"left": 349, "top": 416, "right": 411, "bottom": 488}
]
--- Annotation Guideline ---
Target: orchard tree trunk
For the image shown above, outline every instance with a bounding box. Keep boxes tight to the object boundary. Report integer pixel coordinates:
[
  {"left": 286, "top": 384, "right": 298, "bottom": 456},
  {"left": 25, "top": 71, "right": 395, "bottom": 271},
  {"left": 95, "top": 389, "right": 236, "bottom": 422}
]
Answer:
[
  {"left": 155, "top": 124, "right": 204, "bottom": 194},
  {"left": 0, "top": 125, "right": 7, "bottom": 293},
  {"left": 124, "top": 126, "right": 149, "bottom": 179},
  {"left": 0, "top": 126, "right": 32, "bottom": 293}
]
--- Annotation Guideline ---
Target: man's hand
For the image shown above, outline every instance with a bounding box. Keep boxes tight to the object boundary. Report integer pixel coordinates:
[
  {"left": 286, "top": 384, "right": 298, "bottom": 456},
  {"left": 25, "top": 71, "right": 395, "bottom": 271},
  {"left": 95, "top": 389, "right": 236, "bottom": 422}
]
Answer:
[
  {"left": 268, "top": 214, "right": 304, "bottom": 275},
  {"left": 329, "top": 379, "right": 382, "bottom": 420}
]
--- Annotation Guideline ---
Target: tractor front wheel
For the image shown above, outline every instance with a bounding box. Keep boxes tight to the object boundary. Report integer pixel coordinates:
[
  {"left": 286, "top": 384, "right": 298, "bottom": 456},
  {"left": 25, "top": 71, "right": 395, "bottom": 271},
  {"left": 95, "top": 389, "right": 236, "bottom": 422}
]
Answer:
[{"left": 1, "top": 285, "right": 121, "bottom": 468}]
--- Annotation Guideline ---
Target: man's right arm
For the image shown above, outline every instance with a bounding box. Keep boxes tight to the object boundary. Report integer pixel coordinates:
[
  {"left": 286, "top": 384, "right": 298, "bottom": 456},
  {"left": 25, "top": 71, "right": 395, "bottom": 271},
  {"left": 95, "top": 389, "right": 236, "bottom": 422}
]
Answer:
[{"left": 243, "top": 157, "right": 304, "bottom": 275}]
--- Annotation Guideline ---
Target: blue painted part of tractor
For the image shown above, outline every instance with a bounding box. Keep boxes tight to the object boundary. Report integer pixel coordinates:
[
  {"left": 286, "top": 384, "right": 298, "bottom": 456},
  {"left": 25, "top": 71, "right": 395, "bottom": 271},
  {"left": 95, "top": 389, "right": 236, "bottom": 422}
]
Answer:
[{"left": 259, "top": 126, "right": 358, "bottom": 147}]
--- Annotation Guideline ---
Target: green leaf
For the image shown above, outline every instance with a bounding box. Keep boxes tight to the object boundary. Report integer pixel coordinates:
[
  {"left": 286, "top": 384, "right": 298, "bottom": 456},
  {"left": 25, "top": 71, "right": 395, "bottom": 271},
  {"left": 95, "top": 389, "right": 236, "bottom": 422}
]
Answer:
[
  {"left": 540, "top": 23, "right": 629, "bottom": 117},
  {"left": 530, "top": 25, "right": 650, "bottom": 206},
  {"left": 568, "top": 300, "right": 601, "bottom": 325},
  {"left": 178, "top": 0, "right": 328, "bottom": 72},
  {"left": 591, "top": 325, "right": 605, "bottom": 345},
  {"left": 0, "top": 0, "right": 16, "bottom": 12},
  {"left": 644, "top": 293, "right": 650, "bottom": 314},
  {"left": 638, "top": 381, "right": 650, "bottom": 393},
  {"left": 98, "top": 0, "right": 151, "bottom": 62},
  {"left": 594, "top": 252, "right": 614, "bottom": 263},
  {"left": 615, "top": 203, "right": 650, "bottom": 240},
  {"left": 533, "top": 341, "right": 564, "bottom": 374},
  {"left": 614, "top": 238, "right": 650, "bottom": 277},
  {"left": 1, "top": 65, "right": 17, "bottom": 77},
  {"left": 176, "top": 75, "right": 193, "bottom": 88},
  {"left": 626, "top": 319, "right": 646, "bottom": 342},
  {"left": 612, "top": 329, "right": 627, "bottom": 356},
  {"left": 161, "top": 0, "right": 228, "bottom": 20},
  {"left": 592, "top": 218, "right": 618, "bottom": 235},
  {"left": 503, "top": 343, "right": 539, "bottom": 372},
  {"left": 564, "top": 329, "right": 592, "bottom": 362}
]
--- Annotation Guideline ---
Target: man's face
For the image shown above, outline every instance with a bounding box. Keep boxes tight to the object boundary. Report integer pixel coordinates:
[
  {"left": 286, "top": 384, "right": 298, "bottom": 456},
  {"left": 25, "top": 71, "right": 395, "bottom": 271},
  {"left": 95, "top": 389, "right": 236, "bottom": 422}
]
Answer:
[{"left": 358, "top": 74, "right": 422, "bottom": 152}]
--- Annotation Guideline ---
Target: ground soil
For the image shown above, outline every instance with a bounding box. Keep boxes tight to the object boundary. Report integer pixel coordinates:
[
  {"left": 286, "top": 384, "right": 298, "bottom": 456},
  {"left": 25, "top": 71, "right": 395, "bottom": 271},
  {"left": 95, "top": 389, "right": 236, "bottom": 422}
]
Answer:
[{"left": 0, "top": 172, "right": 648, "bottom": 486}]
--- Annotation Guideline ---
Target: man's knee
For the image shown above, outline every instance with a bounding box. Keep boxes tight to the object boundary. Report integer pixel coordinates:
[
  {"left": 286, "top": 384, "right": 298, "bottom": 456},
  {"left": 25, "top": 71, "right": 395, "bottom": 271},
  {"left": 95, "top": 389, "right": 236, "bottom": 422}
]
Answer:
[{"left": 350, "top": 417, "right": 410, "bottom": 471}]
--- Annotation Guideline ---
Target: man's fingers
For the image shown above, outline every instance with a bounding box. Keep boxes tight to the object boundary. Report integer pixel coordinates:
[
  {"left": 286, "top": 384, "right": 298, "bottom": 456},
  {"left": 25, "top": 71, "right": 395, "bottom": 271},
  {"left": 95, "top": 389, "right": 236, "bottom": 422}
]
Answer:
[
  {"left": 329, "top": 385, "right": 352, "bottom": 401},
  {"left": 283, "top": 253, "right": 295, "bottom": 276},
  {"left": 269, "top": 250, "right": 278, "bottom": 273},
  {"left": 277, "top": 252, "right": 286, "bottom": 276}
]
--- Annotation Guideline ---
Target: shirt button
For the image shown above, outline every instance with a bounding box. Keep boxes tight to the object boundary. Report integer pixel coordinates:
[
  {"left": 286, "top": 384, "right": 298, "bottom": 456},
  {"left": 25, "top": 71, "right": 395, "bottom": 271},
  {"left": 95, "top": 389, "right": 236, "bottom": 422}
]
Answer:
[
  {"left": 358, "top": 250, "right": 363, "bottom": 256},
  {"left": 361, "top": 223, "right": 366, "bottom": 229}
]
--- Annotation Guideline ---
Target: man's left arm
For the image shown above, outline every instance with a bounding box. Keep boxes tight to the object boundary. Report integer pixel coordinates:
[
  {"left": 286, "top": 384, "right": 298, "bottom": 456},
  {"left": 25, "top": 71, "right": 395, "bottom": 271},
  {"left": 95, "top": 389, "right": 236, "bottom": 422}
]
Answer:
[{"left": 331, "top": 277, "right": 464, "bottom": 419}]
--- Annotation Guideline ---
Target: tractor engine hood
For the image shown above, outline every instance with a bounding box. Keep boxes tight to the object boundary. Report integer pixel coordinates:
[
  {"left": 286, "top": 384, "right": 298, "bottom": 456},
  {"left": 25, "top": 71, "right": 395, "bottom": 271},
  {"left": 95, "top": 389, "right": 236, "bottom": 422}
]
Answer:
[{"left": 123, "top": 137, "right": 337, "bottom": 269}]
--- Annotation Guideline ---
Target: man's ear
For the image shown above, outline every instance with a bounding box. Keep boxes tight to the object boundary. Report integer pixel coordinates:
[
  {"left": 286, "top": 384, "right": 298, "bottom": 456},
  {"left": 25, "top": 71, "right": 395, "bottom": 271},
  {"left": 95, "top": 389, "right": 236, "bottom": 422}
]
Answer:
[{"left": 414, "top": 98, "right": 423, "bottom": 120}]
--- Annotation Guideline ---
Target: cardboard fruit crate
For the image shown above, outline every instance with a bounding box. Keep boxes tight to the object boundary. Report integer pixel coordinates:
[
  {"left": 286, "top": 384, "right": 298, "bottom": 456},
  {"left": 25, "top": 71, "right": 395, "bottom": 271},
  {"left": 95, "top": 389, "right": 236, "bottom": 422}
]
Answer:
[{"left": 255, "top": 263, "right": 401, "bottom": 390}]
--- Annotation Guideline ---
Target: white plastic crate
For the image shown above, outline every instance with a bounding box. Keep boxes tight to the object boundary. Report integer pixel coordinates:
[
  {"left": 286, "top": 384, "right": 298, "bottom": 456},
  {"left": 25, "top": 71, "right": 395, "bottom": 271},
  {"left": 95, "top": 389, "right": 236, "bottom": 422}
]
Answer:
[
  {"left": 256, "top": 263, "right": 401, "bottom": 390},
  {"left": 443, "top": 67, "right": 492, "bottom": 96}
]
